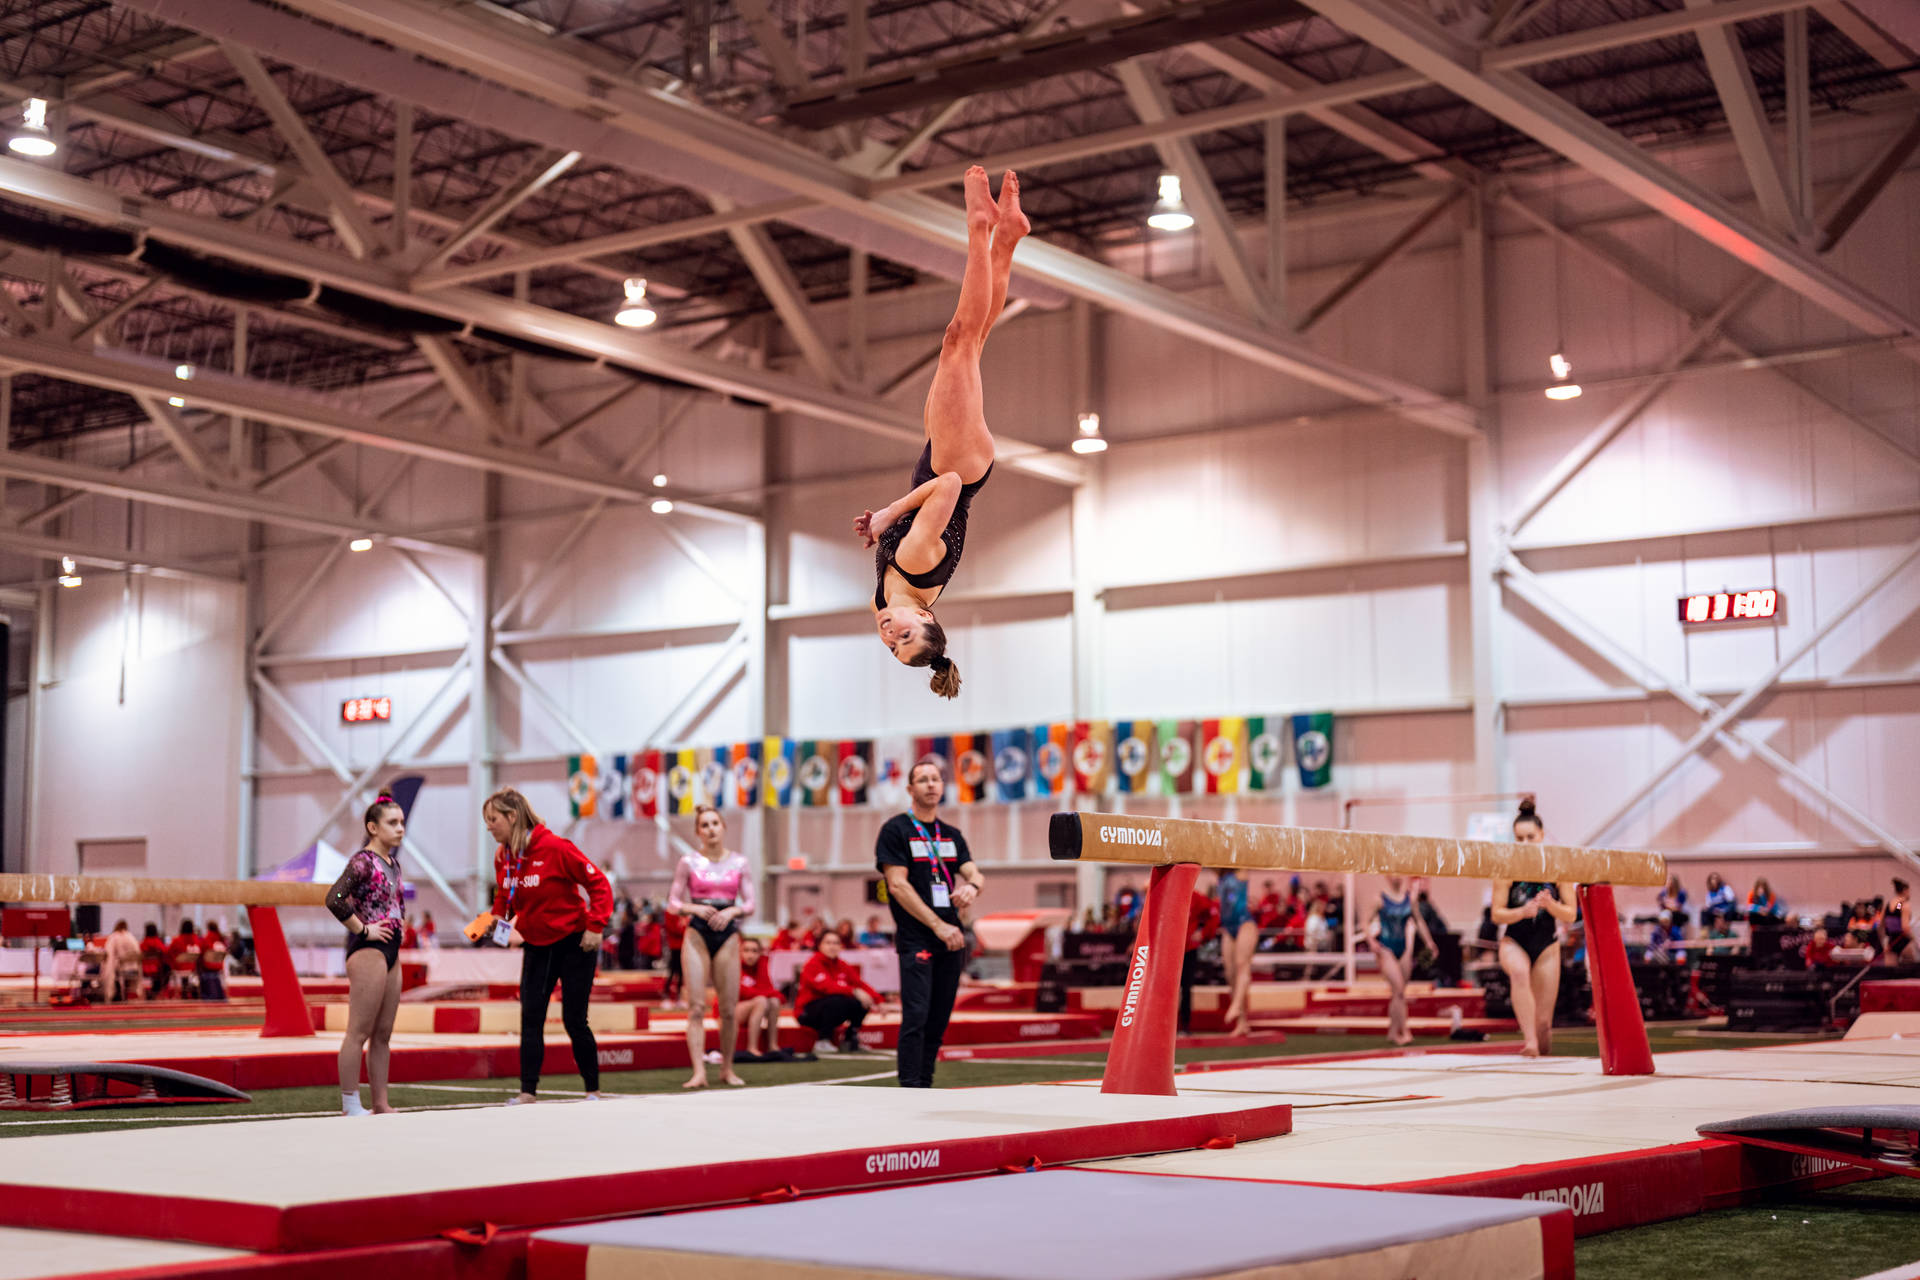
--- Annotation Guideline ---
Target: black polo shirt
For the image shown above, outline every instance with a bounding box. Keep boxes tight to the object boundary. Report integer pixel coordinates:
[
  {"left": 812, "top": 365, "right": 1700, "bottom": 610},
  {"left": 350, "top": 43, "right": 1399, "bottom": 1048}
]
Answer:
[{"left": 875, "top": 812, "right": 973, "bottom": 953}]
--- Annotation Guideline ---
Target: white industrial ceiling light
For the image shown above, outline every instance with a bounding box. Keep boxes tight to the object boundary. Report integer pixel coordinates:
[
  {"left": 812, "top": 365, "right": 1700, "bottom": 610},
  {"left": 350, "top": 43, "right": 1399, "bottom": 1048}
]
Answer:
[
  {"left": 615, "top": 277, "right": 657, "bottom": 328},
  {"left": 1147, "top": 174, "right": 1193, "bottom": 232},
  {"left": 1071, "top": 411, "right": 1108, "bottom": 454},
  {"left": 8, "top": 98, "right": 56, "bottom": 157}
]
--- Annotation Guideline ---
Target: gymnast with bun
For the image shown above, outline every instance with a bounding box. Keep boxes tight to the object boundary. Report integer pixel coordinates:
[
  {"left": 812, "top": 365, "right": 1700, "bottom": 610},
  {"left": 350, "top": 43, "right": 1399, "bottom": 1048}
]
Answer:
[
  {"left": 856, "top": 166, "right": 1029, "bottom": 700},
  {"left": 1491, "top": 798, "right": 1579, "bottom": 1058}
]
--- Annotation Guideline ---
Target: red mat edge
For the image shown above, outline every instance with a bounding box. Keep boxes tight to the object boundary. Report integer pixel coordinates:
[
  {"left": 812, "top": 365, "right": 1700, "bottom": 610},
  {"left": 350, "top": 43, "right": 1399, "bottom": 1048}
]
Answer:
[{"left": 0, "top": 1104, "right": 1293, "bottom": 1253}]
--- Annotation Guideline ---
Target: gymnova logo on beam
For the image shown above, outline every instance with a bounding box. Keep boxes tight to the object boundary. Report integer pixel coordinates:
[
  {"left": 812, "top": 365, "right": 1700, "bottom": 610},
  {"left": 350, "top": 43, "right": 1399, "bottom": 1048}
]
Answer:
[
  {"left": 1099, "top": 826, "right": 1163, "bottom": 847},
  {"left": 1120, "top": 945, "right": 1150, "bottom": 1028},
  {"left": 1522, "top": 1181, "right": 1603, "bottom": 1216},
  {"left": 866, "top": 1148, "right": 942, "bottom": 1175}
]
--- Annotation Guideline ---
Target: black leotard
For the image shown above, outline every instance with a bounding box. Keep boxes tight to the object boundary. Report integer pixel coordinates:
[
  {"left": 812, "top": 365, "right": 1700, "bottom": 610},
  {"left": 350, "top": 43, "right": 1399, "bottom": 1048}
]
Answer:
[
  {"left": 873, "top": 443, "right": 992, "bottom": 609},
  {"left": 1504, "top": 881, "right": 1561, "bottom": 965}
]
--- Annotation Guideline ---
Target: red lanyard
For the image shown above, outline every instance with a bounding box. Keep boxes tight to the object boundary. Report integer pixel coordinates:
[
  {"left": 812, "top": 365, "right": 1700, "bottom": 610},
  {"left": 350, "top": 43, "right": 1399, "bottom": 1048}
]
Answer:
[{"left": 912, "top": 817, "right": 954, "bottom": 890}]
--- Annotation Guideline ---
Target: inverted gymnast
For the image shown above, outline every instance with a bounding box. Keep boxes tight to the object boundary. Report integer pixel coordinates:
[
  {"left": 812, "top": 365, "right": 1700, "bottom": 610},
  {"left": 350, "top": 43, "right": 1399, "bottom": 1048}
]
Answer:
[
  {"left": 1490, "top": 798, "right": 1578, "bottom": 1058},
  {"left": 856, "top": 166, "right": 1029, "bottom": 699},
  {"left": 668, "top": 805, "right": 752, "bottom": 1090},
  {"left": 1368, "top": 873, "right": 1435, "bottom": 1047}
]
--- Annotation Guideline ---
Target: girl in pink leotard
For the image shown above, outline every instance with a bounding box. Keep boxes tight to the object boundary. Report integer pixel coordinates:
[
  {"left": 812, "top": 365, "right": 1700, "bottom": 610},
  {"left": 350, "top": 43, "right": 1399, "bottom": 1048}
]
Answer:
[{"left": 668, "top": 805, "right": 756, "bottom": 1089}]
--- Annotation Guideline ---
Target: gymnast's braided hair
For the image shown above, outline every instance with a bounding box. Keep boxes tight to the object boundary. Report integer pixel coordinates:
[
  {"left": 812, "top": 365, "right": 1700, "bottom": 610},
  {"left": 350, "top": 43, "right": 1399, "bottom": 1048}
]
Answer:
[{"left": 904, "top": 616, "right": 962, "bottom": 699}]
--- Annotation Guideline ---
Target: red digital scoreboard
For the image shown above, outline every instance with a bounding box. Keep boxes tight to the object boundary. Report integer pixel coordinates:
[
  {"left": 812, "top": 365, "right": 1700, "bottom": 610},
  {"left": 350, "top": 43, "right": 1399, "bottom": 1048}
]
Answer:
[
  {"left": 341, "top": 696, "right": 392, "bottom": 724},
  {"left": 1678, "top": 588, "right": 1780, "bottom": 626}
]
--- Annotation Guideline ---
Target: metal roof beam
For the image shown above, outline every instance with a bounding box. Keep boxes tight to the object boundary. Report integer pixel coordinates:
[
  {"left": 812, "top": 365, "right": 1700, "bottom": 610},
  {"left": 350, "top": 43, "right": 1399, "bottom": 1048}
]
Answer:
[
  {"left": 1683, "top": 0, "right": 1797, "bottom": 232},
  {"left": 187, "top": 0, "right": 1470, "bottom": 433},
  {"left": 413, "top": 148, "right": 581, "bottom": 276},
  {"left": 1296, "top": 0, "right": 1917, "bottom": 340}
]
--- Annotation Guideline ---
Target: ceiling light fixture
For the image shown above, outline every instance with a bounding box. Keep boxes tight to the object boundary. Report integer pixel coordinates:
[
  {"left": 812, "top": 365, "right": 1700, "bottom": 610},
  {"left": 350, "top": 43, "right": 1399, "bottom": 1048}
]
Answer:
[
  {"left": 652, "top": 473, "right": 669, "bottom": 487},
  {"left": 615, "top": 277, "right": 657, "bottom": 328},
  {"left": 167, "top": 396, "right": 186, "bottom": 408},
  {"left": 650, "top": 498, "right": 674, "bottom": 515},
  {"left": 1545, "top": 352, "right": 1582, "bottom": 401},
  {"left": 1147, "top": 173, "right": 1194, "bottom": 232},
  {"left": 57, "top": 555, "right": 81, "bottom": 588},
  {"left": 349, "top": 537, "right": 373, "bottom": 552},
  {"left": 1070, "top": 411, "right": 1108, "bottom": 454},
  {"left": 8, "top": 98, "right": 56, "bottom": 157}
]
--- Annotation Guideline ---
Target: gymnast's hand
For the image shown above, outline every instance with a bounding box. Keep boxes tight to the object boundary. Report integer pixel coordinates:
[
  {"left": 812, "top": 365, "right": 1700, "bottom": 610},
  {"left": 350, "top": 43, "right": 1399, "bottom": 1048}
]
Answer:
[
  {"left": 363, "top": 921, "right": 395, "bottom": 944},
  {"left": 854, "top": 510, "right": 880, "bottom": 547}
]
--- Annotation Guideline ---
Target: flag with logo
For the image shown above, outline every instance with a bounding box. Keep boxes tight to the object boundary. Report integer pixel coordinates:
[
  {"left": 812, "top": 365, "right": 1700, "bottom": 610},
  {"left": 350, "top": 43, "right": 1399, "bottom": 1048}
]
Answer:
[
  {"left": 1158, "top": 719, "right": 1196, "bottom": 795},
  {"left": 1072, "top": 721, "right": 1112, "bottom": 796},
  {"left": 697, "top": 746, "right": 727, "bottom": 808},
  {"left": 1201, "top": 717, "right": 1247, "bottom": 794},
  {"left": 568, "top": 753, "right": 599, "bottom": 819},
  {"left": 991, "top": 727, "right": 1031, "bottom": 803},
  {"left": 762, "top": 736, "right": 795, "bottom": 808},
  {"left": 797, "top": 741, "right": 836, "bottom": 807},
  {"left": 871, "top": 736, "right": 913, "bottom": 810},
  {"left": 630, "top": 748, "right": 662, "bottom": 819},
  {"left": 667, "top": 748, "right": 699, "bottom": 814},
  {"left": 730, "top": 740, "right": 762, "bottom": 809},
  {"left": 1292, "top": 712, "right": 1334, "bottom": 788},
  {"left": 838, "top": 740, "right": 873, "bottom": 806},
  {"left": 1032, "top": 723, "right": 1071, "bottom": 799},
  {"left": 1114, "top": 720, "right": 1157, "bottom": 794},
  {"left": 914, "top": 735, "right": 954, "bottom": 788},
  {"left": 599, "top": 754, "right": 628, "bottom": 819},
  {"left": 1246, "top": 716, "right": 1284, "bottom": 791},
  {"left": 952, "top": 732, "right": 992, "bottom": 804}
]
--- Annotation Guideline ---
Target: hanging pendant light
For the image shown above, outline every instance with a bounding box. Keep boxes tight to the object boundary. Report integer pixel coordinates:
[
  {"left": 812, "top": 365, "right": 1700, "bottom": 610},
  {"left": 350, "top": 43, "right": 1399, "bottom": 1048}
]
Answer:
[
  {"left": 1147, "top": 174, "right": 1194, "bottom": 232},
  {"left": 8, "top": 98, "right": 56, "bottom": 158}
]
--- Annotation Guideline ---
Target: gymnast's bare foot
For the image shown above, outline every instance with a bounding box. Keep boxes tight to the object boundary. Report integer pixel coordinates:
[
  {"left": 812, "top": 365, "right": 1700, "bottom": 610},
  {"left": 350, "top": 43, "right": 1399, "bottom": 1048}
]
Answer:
[
  {"left": 995, "top": 169, "right": 1030, "bottom": 244},
  {"left": 964, "top": 165, "right": 998, "bottom": 237}
]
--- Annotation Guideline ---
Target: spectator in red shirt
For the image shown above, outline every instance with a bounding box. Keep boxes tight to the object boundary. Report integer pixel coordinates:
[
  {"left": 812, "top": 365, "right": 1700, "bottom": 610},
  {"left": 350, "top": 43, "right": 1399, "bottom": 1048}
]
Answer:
[
  {"left": 737, "top": 935, "right": 783, "bottom": 1061},
  {"left": 1179, "top": 892, "right": 1217, "bottom": 1033},
  {"left": 166, "top": 920, "right": 201, "bottom": 999},
  {"left": 140, "top": 923, "right": 168, "bottom": 999},
  {"left": 197, "top": 924, "right": 230, "bottom": 1001},
  {"left": 402, "top": 918, "right": 419, "bottom": 949},
  {"left": 637, "top": 911, "right": 663, "bottom": 969},
  {"left": 661, "top": 908, "right": 688, "bottom": 1007},
  {"left": 795, "top": 930, "right": 878, "bottom": 1053},
  {"left": 483, "top": 787, "right": 614, "bottom": 1105},
  {"left": 1255, "top": 880, "right": 1283, "bottom": 929}
]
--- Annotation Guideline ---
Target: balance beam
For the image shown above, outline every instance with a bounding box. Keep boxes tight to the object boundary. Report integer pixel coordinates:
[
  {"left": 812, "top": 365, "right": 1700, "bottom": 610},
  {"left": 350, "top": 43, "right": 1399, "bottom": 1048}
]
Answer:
[
  {"left": 1049, "top": 812, "right": 1667, "bottom": 886},
  {"left": 1053, "top": 811, "right": 1662, "bottom": 1093},
  {"left": 0, "top": 875, "right": 328, "bottom": 907},
  {"left": 0, "top": 875, "right": 329, "bottom": 1039}
]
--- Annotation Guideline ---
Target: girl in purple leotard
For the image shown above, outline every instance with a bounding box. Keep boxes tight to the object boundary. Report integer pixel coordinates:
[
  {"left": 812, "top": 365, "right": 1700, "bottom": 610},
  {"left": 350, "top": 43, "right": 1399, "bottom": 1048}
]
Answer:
[{"left": 668, "top": 805, "right": 756, "bottom": 1089}]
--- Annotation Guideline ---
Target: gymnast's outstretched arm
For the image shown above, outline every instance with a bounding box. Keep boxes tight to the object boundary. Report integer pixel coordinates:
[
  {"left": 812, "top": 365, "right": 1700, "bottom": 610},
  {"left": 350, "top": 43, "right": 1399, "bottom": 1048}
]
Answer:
[{"left": 854, "top": 471, "right": 961, "bottom": 550}]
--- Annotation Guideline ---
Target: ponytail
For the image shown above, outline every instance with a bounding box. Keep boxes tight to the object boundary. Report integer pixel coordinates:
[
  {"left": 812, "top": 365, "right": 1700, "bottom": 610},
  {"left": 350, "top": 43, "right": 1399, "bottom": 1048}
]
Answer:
[{"left": 905, "top": 617, "right": 961, "bottom": 699}]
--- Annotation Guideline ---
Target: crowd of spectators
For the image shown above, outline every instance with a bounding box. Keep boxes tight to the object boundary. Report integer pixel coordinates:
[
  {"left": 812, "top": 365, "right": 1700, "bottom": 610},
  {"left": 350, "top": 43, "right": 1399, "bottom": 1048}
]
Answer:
[
  {"left": 1638, "top": 871, "right": 1916, "bottom": 970},
  {"left": 1076, "top": 877, "right": 1353, "bottom": 953}
]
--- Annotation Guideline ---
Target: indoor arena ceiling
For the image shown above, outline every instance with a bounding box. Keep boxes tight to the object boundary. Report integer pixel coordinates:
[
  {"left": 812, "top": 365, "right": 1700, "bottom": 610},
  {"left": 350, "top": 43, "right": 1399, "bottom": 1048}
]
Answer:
[{"left": 0, "top": 0, "right": 1912, "bottom": 444}]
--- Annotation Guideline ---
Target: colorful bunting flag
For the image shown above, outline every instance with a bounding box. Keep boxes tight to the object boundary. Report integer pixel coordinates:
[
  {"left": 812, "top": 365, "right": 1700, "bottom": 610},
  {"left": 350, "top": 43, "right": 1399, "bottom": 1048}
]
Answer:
[
  {"left": 700, "top": 746, "right": 729, "bottom": 808},
  {"left": 871, "top": 736, "right": 913, "bottom": 810},
  {"left": 600, "top": 754, "right": 628, "bottom": 819},
  {"left": 1032, "top": 723, "right": 1071, "bottom": 799},
  {"left": 1072, "top": 721, "right": 1113, "bottom": 796},
  {"left": 952, "top": 732, "right": 991, "bottom": 804},
  {"left": 838, "top": 740, "right": 873, "bottom": 806},
  {"left": 797, "top": 740, "right": 835, "bottom": 807},
  {"left": 914, "top": 735, "right": 954, "bottom": 788},
  {"left": 1247, "top": 717, "right": 1283, "bottom": 791},
  {"left": 1202, "top": 717, "right": 1247, "bottom": 794},
  {"left": 667, "top": 749, "right": 698, "bottom": 815},
  {"left": 991, "top": 727, "right": 1031, "bottom": 803},
  {"left": 730, "top": 741, "right": 762, "bottom": 809},
  {"left": 1158, "top": 719, "right": 1196, "bottom": 795},
  {"left": 568, "top": 753, "right": 598, "bottom": 819},
  {"left": 630, "top": 749, "right": 662, "bottom": 819},
  {"left": 1293, "top": 712, "right": 1334, "bottom": 789},
  {"left": 763, "top": 736, "right": 795, "bottom": 808},
  {"left": 1114, "top": 720, "right": 1157, "bottom": 794}
]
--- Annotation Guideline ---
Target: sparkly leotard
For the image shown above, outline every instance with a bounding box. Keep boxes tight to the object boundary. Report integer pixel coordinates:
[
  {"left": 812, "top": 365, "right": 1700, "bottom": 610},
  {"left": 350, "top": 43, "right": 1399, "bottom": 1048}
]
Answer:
[
  {"left": 873, "top": 444, "right": 992, "bottom": 609},
  {"left": 670, "top": 851, "right": 755, "bottom": 953}
]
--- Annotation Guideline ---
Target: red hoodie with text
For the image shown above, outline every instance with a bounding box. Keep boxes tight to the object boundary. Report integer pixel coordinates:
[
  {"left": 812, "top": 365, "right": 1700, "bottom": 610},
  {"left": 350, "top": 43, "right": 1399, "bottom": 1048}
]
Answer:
[{"left": 490, "top": 825, "right": 613, "bottom": 947}]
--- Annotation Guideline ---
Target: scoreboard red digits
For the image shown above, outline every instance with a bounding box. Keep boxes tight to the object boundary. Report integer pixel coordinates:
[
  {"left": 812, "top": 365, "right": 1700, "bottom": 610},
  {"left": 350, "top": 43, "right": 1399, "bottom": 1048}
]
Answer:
[
  {"left": 341, "top": 696, "right": 393, "bottom": 723},
  {"left": 1678, "top": 588, "right": 1780, "bottom": 626}
]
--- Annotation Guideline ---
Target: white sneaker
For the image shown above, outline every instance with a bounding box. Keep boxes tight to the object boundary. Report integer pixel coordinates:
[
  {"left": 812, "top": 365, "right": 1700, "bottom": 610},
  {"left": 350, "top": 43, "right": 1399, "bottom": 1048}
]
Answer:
[
  {"left": 814, "top": 1039, "right": 839, "bottom": 1054},
  {"left": 583, "top": 1092, "right": 604, "bottom": 1101},
  {"left": 505, "top": 1094, "right": 533, "bottom": 1106},
  {"left": 704, "top": 1050, "right": 723, "bottom": 1065},
  {"left": 342, "top": 1096, "right": 369, "bottom": 1117}
]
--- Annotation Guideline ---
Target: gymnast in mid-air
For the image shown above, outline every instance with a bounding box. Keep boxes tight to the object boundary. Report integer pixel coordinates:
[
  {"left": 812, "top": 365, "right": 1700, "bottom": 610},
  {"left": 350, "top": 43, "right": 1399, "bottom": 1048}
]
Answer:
[{"left": 856, "top": 166, "right": 1028, "bottom": 699}]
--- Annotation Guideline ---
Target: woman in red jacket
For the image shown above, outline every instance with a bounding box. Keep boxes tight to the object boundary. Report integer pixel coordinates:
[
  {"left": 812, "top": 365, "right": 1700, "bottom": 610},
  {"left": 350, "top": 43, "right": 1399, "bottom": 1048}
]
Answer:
[
  {"left": 737, "top": 935, "right": 784, "bottom": 1062},
  {"left": 483, "top": 787, "right": 614, "bottom": 1104},
  {"left": 795, "top": 930, "right": 879, "bottom": 1053}
]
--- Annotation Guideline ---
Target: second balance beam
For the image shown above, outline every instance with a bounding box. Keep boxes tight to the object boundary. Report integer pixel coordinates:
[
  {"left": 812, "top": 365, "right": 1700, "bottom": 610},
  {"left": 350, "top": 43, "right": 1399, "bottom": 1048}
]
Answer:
[{"left": 1049, "top": 812, "right": 1667, "bottom": 887}]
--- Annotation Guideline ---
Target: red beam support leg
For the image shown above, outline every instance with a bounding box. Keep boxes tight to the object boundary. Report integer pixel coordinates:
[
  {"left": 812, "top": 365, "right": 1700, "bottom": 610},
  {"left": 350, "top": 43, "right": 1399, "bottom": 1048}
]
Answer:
[
  {"left": 249, "top": 905, "right": 315, "bottom": 1039},
  {"left": 1580, "top": 883, "right": 1653, "bottom": 1075},
  {"left": 1102, "top": 862, "right": 1199, "bottom": 1096}
]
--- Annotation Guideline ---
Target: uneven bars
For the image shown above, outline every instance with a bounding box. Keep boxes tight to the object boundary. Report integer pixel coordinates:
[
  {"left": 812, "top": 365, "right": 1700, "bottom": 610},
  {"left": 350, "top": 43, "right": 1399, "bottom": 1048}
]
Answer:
[
  {"left": 0, "top": 875, "right": 329, "bottom": 907},
  {"left": 1049, "top": 811, "right": 1666, "bottom": 886}
]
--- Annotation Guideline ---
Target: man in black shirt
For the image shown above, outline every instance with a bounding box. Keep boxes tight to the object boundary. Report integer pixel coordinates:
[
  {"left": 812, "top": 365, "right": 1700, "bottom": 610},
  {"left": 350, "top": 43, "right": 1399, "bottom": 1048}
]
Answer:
[{"left": 875, "top": 758, "right": 986, "bottom": 1087}]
